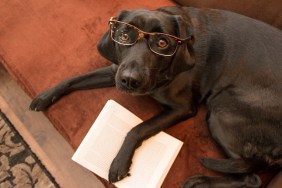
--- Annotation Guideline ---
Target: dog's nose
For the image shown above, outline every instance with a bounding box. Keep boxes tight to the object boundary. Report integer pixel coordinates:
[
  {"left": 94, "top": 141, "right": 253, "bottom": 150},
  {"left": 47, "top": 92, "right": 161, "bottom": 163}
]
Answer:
[{"left": 120, "top": 71, "right": 141, "bottom": 89}]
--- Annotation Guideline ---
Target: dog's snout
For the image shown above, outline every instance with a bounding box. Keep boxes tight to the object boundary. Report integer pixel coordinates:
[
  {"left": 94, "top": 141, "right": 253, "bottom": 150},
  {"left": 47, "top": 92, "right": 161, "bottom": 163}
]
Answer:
[{"left": 120, "top": 71, "right": 142, "bottom": 90}]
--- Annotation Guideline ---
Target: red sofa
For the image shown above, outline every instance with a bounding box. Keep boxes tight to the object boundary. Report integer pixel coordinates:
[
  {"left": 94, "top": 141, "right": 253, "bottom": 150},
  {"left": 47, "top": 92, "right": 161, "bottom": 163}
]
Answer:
[{"left": 0, "top": 0, "right": 280, "bottom": 187}]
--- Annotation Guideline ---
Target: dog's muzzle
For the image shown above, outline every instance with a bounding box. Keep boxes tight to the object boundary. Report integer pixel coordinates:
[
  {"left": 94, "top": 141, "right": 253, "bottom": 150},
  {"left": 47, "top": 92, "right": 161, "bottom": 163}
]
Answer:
[
  {"left": 115, "top": 63, "right": 155, "bottom": 95},
  {"left": 120, "top": 69, "right": 142, "bottom": 90}
]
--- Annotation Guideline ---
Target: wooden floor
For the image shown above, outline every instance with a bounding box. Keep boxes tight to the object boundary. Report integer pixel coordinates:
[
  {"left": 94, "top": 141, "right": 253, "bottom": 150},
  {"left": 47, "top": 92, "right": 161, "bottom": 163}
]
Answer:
[{"left": 0, "top": 64, "right": 105, "bottom": 188}]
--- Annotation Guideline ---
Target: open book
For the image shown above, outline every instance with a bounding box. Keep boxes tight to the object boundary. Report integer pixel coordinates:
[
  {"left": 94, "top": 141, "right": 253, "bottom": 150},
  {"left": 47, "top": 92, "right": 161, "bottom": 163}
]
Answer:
[{"left": 72, "top": 100, "right": 183, "bottom": 188}]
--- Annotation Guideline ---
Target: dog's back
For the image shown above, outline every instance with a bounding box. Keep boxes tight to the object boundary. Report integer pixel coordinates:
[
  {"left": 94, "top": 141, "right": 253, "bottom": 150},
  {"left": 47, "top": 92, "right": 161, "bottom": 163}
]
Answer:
[
  {"left": 180, "top": 7, "right": 282, "bottom": 116},
  {"left": 179, "top": 7, "right": 282, "bottom": 174}
]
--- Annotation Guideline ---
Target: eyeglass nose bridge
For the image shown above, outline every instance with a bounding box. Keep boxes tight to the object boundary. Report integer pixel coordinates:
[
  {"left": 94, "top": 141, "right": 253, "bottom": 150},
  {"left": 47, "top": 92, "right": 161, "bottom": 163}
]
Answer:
[{"left": 136, "top": 31, "right": 149, "bottom": 42}]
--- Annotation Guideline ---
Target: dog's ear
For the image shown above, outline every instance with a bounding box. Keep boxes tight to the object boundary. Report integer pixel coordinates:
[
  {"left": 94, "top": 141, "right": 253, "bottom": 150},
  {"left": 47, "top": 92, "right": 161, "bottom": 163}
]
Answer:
[
  {"left": 117, "top": 10, "right": 130, "bottom": 20},
  {"left": 171, "top": 15, "right": 195, "bottom": 73},
  {"left": 97, "top": 30, "right": 118, "bottom": 64},
  {"left": 97, "top": 10, "right": 131, "bottom": 64}
]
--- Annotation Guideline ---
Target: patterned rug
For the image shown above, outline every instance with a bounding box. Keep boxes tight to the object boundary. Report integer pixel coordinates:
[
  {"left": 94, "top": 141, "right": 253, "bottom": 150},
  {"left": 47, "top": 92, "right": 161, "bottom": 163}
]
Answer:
[{"left": 0, "top": 110, "right": 60, "bottom": 188}]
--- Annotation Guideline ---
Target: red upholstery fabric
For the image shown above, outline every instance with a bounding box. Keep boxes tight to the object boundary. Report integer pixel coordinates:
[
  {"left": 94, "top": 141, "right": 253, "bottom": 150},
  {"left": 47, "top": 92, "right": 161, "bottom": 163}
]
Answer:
[{"left": 0, "top": 1, "right": 278, "bottom": 187}]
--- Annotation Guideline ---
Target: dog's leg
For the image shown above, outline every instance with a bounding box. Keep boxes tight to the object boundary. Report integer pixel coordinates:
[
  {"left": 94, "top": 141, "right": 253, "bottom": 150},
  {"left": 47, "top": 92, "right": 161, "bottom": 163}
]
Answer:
[
  {"left": 108, "top": 106, "right": 196, "bottom": 183},
  {"left": 30, "top": 64, "right": 117, "bottom": 111},
  {"left": 183, "top": 174, "right": 261, "bottom": 188}
]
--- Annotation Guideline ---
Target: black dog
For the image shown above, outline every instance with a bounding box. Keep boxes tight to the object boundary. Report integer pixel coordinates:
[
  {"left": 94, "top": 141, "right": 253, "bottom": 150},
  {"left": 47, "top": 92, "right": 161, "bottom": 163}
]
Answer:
[{"left": 30, "top": 6, "right": 282, "bottom": 187}]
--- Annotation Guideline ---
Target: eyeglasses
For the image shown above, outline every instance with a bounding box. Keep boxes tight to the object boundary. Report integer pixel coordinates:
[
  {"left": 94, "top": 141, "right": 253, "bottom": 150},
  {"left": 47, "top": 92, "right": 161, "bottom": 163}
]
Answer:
[{"left": 108, "top": 17, "right": 191, "bottom": 57}]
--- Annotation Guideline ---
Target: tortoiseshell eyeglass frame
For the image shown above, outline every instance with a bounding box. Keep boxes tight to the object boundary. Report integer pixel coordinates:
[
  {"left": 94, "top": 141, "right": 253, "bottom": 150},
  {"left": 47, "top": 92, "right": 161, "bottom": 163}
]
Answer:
[{"left": 108, "top": 17, "right": 191, "bottom": 57}]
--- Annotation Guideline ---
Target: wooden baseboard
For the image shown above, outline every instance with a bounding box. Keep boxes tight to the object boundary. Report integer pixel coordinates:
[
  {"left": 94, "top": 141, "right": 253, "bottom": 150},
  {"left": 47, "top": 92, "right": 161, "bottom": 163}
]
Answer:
[{"left": 0, "top": 64, "right": 104, "bottom": 188}]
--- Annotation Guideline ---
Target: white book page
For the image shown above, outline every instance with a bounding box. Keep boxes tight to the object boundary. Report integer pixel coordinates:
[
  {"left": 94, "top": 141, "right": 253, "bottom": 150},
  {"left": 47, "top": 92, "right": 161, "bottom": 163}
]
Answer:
[{"left": 72, "top": 100, "right": 183, "bottom": 188}]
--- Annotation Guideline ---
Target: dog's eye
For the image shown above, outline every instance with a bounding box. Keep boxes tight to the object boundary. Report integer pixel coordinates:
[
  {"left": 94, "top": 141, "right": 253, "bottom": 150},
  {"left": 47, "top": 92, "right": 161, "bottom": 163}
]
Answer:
[
  {"left": 119, "top": 33, "right": 130, "bottom": 42},
  {"left": 157, "top": 39, "right": 168, "bottom": 49}
]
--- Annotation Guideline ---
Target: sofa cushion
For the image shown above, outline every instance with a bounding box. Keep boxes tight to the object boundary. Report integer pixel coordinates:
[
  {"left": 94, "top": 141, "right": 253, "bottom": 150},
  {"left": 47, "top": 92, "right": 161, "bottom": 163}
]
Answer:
[
  {"left": 0, "top": 0, "right": 276, "bottom": 187},
  {"left": 174, "top": 0, "right": 282, "bottom": 30}
]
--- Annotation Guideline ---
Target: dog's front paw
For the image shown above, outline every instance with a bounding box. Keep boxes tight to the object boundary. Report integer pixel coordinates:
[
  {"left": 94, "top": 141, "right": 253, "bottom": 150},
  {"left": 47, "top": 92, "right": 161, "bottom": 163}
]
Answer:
[
  {"left": 29, "top": 88, "right": 61, "bottom": 111},
  {"left": 108, "top": 156, "right": 131, "bottom": 184}
]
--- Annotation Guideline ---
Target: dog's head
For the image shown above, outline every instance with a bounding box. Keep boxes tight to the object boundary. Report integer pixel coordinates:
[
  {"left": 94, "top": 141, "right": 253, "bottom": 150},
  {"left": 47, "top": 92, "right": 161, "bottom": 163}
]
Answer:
[{"left": 98, "top": 8, "right": 195, "bottom": 95}]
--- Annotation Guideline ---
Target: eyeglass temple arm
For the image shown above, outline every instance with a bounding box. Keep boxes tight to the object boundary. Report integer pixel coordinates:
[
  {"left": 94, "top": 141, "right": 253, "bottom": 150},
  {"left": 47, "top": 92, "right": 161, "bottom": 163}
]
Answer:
[{"left": 109, "top": 17, "right": 117, "bottom": 23}]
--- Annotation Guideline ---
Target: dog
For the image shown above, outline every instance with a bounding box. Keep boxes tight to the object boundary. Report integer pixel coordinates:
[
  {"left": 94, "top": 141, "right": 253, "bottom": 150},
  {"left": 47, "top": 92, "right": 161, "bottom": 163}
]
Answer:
[{"left": 30, "top": 6, "right": 282, "bottom": 188}]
